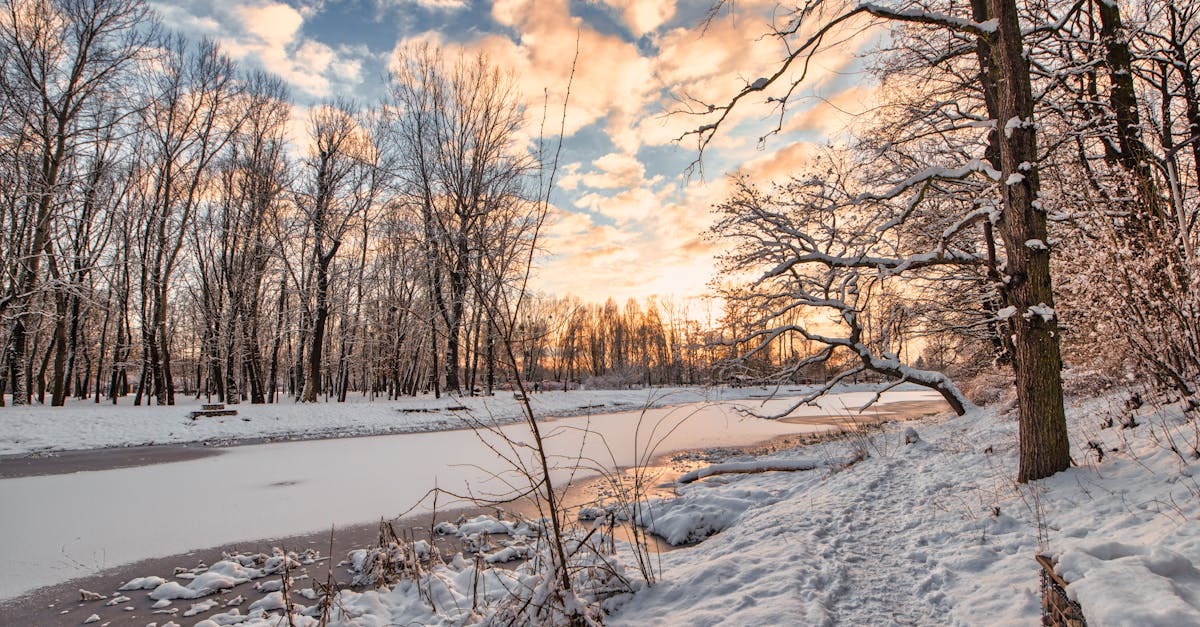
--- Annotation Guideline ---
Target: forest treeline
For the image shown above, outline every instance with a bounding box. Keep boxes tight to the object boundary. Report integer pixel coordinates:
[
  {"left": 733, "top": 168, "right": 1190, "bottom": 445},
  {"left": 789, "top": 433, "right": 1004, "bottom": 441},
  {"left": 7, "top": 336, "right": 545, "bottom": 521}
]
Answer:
[
  {"left": 0, "top": 0, "right": 736, "bottom": 407},
  {"left": 7, "top": 0, "right": 1199, "bottom": 421}
]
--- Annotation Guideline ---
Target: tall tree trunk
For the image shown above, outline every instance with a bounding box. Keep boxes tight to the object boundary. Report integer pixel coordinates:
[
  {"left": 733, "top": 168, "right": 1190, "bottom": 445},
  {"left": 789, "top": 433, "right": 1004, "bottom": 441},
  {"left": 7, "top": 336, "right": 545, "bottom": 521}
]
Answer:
[
  {"left": 971, "top": 0, "right": 1015, "bottom": 367},
  {"left": 1096, "top": 0, "right": 1163, "bottom": 230},
  {"left": 50, "top": 294, "right": 68, "bottom": 406},
  {"left": 989, "top": 0, "right": 1071, "bottom": 482},
  {"left": 303, "top": 258, "right": 331, "bottom": 402},
  {"left": 267, "top": 274, "right": 286, "bottom": 404}
]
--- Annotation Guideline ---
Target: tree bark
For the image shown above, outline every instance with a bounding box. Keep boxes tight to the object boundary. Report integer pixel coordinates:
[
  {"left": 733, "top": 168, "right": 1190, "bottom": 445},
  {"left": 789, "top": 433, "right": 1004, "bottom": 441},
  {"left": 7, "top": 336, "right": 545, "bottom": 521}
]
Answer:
[{"left": 988, "top": 0, "right": 1071, "bottom": 482}]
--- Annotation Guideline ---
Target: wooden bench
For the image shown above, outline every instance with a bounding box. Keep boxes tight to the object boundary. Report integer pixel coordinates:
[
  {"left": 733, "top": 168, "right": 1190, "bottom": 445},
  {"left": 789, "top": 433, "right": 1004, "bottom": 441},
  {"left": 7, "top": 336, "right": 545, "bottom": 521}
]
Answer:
[{"left": 190, "top": 404, "right": 239, "bottom": 420}]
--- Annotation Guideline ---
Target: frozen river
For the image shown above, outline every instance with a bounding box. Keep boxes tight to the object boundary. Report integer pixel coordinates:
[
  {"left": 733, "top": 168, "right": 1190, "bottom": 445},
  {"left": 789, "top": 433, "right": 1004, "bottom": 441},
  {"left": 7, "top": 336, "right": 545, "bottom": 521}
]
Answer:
[{"left": 0, "top": 388, "right": 942, "bottom": 601}]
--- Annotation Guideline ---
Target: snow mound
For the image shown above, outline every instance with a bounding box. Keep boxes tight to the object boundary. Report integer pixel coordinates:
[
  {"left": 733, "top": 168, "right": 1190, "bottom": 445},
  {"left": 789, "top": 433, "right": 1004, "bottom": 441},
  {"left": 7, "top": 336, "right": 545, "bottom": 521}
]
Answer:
[
  {"left": 1057, "top": 543, "right": 1200, "bottom": 626},
  {"left": 638, "top": 484, "right": 781, "bottom": 545},
  {"left": 118, "top": 576, "right": 166, "bottom": 591},
  {"left": 148, "top": 560, "right": 263, "bottom": 600}
]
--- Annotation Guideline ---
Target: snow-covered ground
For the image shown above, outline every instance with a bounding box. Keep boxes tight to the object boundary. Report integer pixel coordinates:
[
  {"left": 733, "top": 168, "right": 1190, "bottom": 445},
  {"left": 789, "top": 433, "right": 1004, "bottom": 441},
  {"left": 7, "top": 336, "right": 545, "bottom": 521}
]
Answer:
[
  {"left": 0, "top": 387, "right": 936, "bottom": 602},
  {"left": 610, "top": 393, "right": 1200, "bottom": 626},
  {"left": 76, "top": 389, "right": 1196, "bottom": 626},
  {"left": 13, "top": 385, "right": 1195, "bottom": 626},
  {"left": 0, "top": 385, "right": 885, "bottom": 456}
]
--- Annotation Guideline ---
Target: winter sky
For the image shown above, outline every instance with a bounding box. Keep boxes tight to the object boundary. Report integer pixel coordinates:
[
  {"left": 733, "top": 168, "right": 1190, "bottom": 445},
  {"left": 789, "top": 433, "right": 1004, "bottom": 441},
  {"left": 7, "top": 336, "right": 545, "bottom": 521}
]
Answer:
[{"left": 157, "top": 0, "right": 877, "bottom": 303}]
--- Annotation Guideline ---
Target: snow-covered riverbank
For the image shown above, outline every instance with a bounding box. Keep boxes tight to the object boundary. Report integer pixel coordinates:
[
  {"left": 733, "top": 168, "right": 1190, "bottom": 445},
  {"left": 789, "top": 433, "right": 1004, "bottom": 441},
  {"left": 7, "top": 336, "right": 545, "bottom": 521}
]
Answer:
[
  {"left": 610, "top": 393, "right": 1200, "bottom": 626},
  {"left": 57, "top": 389, "right": 1191, "bottom": 626},
  {"left": 0, "top": 388, "right": 942, "bottom": 602},
  {"left": 9, "top": 385, "right": 1194, "bottom": 625},
  {"left": 0, "top": 385, "right": 894, "bottom": 457}
]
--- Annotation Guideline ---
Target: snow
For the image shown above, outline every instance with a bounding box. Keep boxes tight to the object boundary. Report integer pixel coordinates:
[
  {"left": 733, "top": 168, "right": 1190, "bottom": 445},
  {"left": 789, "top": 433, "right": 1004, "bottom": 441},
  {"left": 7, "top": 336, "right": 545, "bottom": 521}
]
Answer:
[
  {"left": 1006, "top": 173, "right": 1026, "bottom": 185},
  {"left": 637, "top": 490, "right": 761, "bottom": 545},
  {"left": 858, "top": 2, "right": 998, "bottom": 33},
  {"left": 26, "top": 387, "right": 1200, "bottom": 626},
  {"left": 182, "top": 599, "right": 219, "bottom": 617},
  {"left": 1025, "top": 238, "right": 1048, "bottom": 250},
  {"left": 611, "top": 394, "right": 1200, "bottom": 626},
  {"left": 0, "top": 386, "right": 931, "bottom": 601},
  {"left": 1, "top": 385, "right": 835, "bottom": 457},
  {"left": 118, "top": 576, "right": 165, "bottom": 591},
  {"left": 1004, "top": 116, "right": 1032, "bottom": 138},
  {"left": 676, "top": 457, "right": 824, "bottom": 483},
  {"left": 247, "top": 592, "right": 285, "bottom": 612},
  {"left": 1025, "top": 303, "right": 1056, "bottom": 322},
  {"left": 1057, "top": 543, "right": 1200, "bottom": 626},
  {"left": 484, "top": 544, "right": 536, "bottom": 563},
  {"left": 148, "top": 560, "right": 263, "bottom": 600},
  {"left": 996, "top": 305, "right": 1018, "bottom": 319}
]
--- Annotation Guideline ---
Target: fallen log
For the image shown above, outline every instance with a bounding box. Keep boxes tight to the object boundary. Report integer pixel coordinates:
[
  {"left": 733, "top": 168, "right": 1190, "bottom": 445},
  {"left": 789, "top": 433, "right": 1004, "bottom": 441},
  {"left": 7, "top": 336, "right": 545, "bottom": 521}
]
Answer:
[{"left": 678, "top": 452, "right": 865, "bottom": 484}]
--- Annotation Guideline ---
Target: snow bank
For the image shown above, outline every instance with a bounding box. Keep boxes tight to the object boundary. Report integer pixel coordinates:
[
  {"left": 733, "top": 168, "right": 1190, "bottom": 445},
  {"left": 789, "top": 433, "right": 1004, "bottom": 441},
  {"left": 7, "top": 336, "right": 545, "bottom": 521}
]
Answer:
[
  {"left": 0, "top": 385, "right": 882, "bottom": 456},
  {"left": 1057, "top": 543, "right": 1200, "bottom": 626},
  {"left": 611, "top": 393, "right": 1200, "bottom": 625}
]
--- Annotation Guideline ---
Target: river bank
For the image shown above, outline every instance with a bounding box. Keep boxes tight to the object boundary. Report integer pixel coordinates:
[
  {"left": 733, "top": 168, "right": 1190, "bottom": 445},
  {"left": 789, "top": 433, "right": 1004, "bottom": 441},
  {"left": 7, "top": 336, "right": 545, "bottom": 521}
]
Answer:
[{"left": 0, "top": 394, "right": 949, "bottom": 624}]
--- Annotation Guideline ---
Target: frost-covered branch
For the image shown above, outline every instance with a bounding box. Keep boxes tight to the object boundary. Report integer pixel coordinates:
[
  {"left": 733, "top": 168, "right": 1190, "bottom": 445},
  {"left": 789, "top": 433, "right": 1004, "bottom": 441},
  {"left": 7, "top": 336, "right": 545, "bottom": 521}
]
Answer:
[{"left": 712, "top": 171, "right": 975, "bottom": 416}]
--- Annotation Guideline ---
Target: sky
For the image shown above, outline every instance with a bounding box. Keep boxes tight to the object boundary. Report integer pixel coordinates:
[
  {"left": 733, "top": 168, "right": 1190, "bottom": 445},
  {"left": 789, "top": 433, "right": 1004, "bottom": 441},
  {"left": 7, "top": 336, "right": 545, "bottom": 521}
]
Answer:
[{"left": 154, "top": 0, "right": 878, "bottom": 304}]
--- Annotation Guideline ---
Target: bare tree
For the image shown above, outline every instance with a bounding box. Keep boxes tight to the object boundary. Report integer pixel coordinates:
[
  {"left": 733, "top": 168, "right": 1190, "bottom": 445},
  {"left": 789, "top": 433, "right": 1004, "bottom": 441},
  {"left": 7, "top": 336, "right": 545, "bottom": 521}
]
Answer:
[
  {"left": 295, "top": 102, "right": 376, "bottom": 403},
  {"left": 0, "top": 0, "right": 152, "bottom": 404},
  {"left": 387, "top": 45, "right": 534, "bottom": 395},
  {"left": 690, "top": 0, "right": 1070, "bottom": 481},
  {"left": 131, "top": 37, "right": 241, "bottom": 405}
]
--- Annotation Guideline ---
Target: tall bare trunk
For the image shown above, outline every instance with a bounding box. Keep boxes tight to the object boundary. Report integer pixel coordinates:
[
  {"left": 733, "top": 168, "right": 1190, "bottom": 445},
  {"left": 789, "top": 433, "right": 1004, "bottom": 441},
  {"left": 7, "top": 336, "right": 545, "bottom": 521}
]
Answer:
[{"left": 989, "top": 0, "right": 1071, "bottom": 482}]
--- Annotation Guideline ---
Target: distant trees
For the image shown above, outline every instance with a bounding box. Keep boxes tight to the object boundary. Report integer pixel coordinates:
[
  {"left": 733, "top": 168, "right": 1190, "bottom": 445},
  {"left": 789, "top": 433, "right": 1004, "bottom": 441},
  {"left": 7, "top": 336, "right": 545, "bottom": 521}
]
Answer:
[
  {"left": 512, "top": 295, "right": 713, "bottom": 388},
  {"left": 386, "top": 46, "right": 536, "bottom": 396},
  {"left": 0, "top": 0, "right": 152, "bottom": 405},
  {"left": 0, "top": 1, "right": 721, "bottom": 408},
  {"left": 294, "top": 103, "right": 377, "bottom": 403}
]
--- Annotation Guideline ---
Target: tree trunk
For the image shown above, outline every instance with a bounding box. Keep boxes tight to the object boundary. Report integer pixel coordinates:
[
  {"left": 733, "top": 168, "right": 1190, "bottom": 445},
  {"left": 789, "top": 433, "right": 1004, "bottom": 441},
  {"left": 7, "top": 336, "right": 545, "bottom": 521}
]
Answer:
[
  {"left": 1097, "top": 0, "right": 1163, "bottom": 231},
  {"left": 303, "top": 257, "right": 331, "bottom": 402},
  {"left": 989, "top": 0, "right": 1071, "bottom": 482}
]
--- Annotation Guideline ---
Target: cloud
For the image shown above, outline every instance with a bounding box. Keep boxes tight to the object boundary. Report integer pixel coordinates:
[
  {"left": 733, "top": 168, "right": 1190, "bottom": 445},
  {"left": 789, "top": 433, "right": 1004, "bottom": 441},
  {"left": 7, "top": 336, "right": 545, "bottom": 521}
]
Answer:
[
  {"left": 596, "top": 0, "right": 676, "bottom": 36},
  {"left": 558, "top": 152, "right": 648, "bottom": 190},
  {"left": 401, "top": 0, "right": 467, "bottom": 8},
  {"left": 152, "top": 0, "right": 369, "bottom": 100},
  {"left": 781, "top": 84, "right": 878, "bottom": 138},
  {"left": 478, "top": 0, "right": 658, "bottom": 150},
  {"left": 159, "top": 0, "right": 878, "bottom": 304}
]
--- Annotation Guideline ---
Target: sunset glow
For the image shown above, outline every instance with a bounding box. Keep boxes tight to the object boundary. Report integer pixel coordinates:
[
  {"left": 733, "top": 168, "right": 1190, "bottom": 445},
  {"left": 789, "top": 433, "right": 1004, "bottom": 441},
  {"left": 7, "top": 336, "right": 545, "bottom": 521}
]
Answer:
[{"left": 154, "top": 0, "right": 876, "bottom": 302}]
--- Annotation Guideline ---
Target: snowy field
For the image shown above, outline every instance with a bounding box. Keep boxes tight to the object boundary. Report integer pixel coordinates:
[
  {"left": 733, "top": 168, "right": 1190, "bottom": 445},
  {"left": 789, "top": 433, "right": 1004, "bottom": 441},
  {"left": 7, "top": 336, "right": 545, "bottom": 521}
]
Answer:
[
  {"left": 45, "top": 390, "right": 1195, "bottom": 626},
  {"left": 0, "top": 385, "right": 883, "bottom": 456}
]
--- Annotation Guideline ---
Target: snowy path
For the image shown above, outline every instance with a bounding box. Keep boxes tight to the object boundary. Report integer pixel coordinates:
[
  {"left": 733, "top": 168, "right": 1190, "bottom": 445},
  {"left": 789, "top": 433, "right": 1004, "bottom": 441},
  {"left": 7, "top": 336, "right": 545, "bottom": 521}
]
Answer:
[
  {"left": 609, "top": 451, "right": 959, "bottom": 626},
  {"left": 0, "top": 389, "right": 943, "bottom": 602},
  {"left": 805, "top": 456, "right": 951, "bottom": 623}
]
